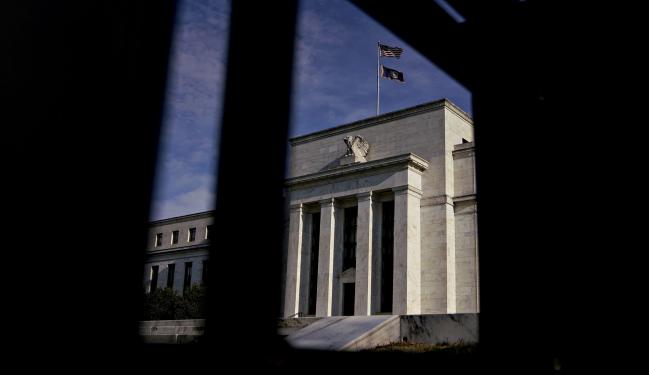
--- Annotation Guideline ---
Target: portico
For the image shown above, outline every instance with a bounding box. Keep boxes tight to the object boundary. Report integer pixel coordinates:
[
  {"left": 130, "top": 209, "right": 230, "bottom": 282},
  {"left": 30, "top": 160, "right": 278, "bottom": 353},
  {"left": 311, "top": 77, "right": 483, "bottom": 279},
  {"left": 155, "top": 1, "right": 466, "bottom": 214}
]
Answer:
[{"left": 284, "top": 153, "right": 428, "bottom": 317}]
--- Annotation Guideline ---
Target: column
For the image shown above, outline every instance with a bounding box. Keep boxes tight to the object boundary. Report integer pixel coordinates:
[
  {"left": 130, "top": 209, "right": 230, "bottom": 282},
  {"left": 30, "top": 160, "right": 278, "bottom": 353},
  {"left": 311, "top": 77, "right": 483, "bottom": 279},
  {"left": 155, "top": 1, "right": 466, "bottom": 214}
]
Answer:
[
  {"left": 315, "top": 198, "right": 336, "bottom": 316},
  {"left": 284, "top": 203, "right": 304, "bottom": 317},
  {"left": 355, "top": 191, "right": 373, "bottom": 315},
  {"left": 392, "top": 186, "right": 422, "bottom": 315}
]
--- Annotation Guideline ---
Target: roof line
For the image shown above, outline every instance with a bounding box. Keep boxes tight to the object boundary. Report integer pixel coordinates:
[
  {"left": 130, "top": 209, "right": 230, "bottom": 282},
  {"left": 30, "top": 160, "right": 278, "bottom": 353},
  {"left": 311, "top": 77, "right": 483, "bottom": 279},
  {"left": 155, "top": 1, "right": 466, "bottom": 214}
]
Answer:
[
  {"left": 149, "top": 210, "right": 215, "bottom": 226},
  {"left": 289, "top": 98, "right": 472, "bottom": 145}
]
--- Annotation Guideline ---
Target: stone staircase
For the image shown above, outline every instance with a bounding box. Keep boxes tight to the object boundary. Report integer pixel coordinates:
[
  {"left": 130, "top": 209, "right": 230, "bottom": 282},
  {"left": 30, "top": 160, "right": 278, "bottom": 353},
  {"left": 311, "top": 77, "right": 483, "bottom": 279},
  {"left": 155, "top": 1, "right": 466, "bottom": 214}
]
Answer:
[
  {"left": 277, "top": 316, "right": 323, "bottom": 336},
  {"left": 285, "top": 315, "right": 401, "bottom": 351},
  {"left": 282, "top": 314, "right": 478, "bottom": 351}
]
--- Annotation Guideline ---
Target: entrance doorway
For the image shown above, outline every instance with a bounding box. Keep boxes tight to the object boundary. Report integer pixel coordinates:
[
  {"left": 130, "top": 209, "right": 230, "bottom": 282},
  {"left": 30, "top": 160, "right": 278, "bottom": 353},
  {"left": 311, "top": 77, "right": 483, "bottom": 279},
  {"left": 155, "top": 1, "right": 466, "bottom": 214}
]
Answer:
[
  {"left": 380, "top": 200, "right": 394, "bottom": 313},
  {"left": 342, "top": 283, "right": 355, "bottom": 316}
]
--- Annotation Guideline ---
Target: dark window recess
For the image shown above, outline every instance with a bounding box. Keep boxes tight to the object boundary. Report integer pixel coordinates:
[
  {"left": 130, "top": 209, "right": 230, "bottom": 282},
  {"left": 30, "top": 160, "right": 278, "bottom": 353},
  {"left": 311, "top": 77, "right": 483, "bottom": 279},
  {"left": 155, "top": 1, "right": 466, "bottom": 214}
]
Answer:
[
  {"left": 167, "top": 263, "right": 175, "bottom": 288},
  {"left": 206, "top": 225, "right": 213, "bottom": 240},
  {"left": 155, "top": 233, "right": 163, "bottom": 247},
  {"left": 343, "top": 206, "right": 358, "bottom": 270},
  {"left": 343, "top": 283, "right": 355, "bottom": 316},
  {"left": 188, "top": 227, "right": 196, "bottom": 242},
  {"left": 307, "top": 212, "right": 320, "bottom": 316},
  {"left": 171, "top": 230, "right": 179, "bottom": 244},
  {"left": 381, "top": 200, "right": 394, "bottom": 313},
  {"left": 202, "top": 260, "right": 209, "bottom": 285},
  {"left": 150, "top": 265, "right": 159, "bottom": 292},
  {"left": 183, "top": 262, "right": 193, "bottom": 291},
  {"left": 462, "top": 138, "right": 468, "bottom": 143}
]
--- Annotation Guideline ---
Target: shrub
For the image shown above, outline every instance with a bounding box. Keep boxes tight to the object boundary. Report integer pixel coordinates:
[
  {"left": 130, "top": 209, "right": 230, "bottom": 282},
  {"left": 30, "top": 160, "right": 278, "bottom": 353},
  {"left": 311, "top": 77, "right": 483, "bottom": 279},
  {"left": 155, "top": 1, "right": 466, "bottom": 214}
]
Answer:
[{"left": 142, "top": 285, "right": 207, "bottom": 320}]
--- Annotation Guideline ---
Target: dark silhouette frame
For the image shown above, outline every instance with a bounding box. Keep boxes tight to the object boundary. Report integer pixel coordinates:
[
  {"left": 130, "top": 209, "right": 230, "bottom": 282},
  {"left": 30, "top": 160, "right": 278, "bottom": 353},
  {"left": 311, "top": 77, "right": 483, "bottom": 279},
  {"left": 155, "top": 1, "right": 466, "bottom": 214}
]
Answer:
[{"left": 3, "top": 0, "right": 641, "bottom": 372}]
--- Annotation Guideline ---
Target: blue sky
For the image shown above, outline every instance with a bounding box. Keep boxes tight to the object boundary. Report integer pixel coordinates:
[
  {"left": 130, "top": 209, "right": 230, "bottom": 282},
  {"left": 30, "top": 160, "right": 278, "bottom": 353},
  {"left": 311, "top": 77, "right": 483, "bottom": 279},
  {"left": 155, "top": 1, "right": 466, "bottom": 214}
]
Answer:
[{"left": 150, "top": 0, "right": 471, "bottom": 220}]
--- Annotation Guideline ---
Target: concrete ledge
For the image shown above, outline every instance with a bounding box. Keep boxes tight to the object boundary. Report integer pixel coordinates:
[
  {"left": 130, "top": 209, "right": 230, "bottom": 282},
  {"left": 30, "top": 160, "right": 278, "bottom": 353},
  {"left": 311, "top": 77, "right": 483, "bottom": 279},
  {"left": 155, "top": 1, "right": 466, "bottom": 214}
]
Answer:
[
  {"left": 400, "top": 314, "right": 478, "bottom": 345},
  {"left": 277, "top": 317, "right": 323, "bottom": 336},
  {"left": 344, "top": 315, "right": 400, "bottom": 351},
  {"left": 284, "top": 314, "right": 478, "bottom": 351},
  {"left": 139, "top": 319, "right": 205, "bottom": 337}
]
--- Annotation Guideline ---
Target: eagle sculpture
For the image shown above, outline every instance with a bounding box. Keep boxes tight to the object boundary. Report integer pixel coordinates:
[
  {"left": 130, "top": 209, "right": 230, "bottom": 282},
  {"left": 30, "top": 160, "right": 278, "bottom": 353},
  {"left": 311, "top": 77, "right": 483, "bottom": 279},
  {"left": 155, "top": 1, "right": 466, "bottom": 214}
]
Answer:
[{"left": 343, "top": 135, "right": 370, "bottom": 158}]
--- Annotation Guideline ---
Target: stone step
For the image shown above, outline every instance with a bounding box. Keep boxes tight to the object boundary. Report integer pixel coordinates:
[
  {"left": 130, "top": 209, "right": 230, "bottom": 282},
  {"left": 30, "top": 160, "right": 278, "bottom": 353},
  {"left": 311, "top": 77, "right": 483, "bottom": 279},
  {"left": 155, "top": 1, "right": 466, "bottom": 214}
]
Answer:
[
  {"left": 286, "top": 315, "right": 400, "bottom": 351},
  {"left": 284, "top": 314, "right": 479, "bottom": 351}
]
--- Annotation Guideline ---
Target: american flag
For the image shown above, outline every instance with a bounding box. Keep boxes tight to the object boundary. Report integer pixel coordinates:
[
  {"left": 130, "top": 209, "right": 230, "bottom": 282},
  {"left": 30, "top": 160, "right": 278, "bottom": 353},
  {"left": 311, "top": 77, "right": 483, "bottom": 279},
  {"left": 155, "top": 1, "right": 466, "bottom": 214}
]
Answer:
[{"left": 379, "top": 43, "right": 404, "bottom": 58}]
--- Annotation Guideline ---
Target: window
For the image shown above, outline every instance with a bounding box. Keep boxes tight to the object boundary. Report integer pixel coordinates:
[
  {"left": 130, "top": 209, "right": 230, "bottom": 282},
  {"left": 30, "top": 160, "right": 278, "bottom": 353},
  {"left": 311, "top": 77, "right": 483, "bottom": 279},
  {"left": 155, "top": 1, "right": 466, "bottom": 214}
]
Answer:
[
  {"left": 155, "top": 233, "right": 163, "bottom": 247},
  {"left": 171, "top": 230, "right": 179, "bottom": 244},
  {"left": 150, "top": 265, "right": 159, "bottom": 292},
  {"left": 183, "top": 262, "right": 193, "bottom": 291},
  {"left": 167, "top": 263, "right": 175, "bottom": 288},
  {"left": 205, "top": 225, "right": 213, "bottom": 240},
  {"left": 343, "top": 206, "right": 358, "bottom": 270},
  {"left": 188, "top": 227, "right": 196, "bottom": 242},
  {"left": 202, "top": 260, "right": 209, "bottom": 285}
]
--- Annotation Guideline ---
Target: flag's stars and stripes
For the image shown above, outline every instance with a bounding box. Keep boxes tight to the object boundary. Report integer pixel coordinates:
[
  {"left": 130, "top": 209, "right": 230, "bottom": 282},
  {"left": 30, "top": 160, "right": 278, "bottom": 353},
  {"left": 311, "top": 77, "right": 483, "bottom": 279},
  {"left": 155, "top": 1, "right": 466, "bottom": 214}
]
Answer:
[
  {"left": 379, "top": 43, "right": 404, "bottom": 59},
  {"left": 377, "top": 42, "right": 406, "bottom": 114}
]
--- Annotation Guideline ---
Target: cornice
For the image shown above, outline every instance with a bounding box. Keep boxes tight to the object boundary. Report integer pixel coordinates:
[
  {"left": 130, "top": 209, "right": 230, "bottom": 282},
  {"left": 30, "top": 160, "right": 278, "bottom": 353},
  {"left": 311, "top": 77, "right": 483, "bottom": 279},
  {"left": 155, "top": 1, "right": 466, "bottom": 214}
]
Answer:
[
  {"left": 392, "top": 185, "right": 423, "bottom": 198},
  {"left": 421, "top": 194, "right": 454, "bottom": 207},
  {"left": 290, "top": 99, "right": 472, "bottom": 146},
  {"left": 453, "top": 142, "right": 475, "bottom": 158},
  {"left": 453, "top": 194, "right": 477, "bottom": 203},
  {"left": 285, "top": 153, "right": 429, "bottom": 187},
  {"left": 149, "top": 210, "right": 214, "bottom": 227},
  {"left": 444, "top": 102, "right": 474, "bottom": 126},
  {"left": 146, "top": 243, "right": 210, "bottom": 255}
]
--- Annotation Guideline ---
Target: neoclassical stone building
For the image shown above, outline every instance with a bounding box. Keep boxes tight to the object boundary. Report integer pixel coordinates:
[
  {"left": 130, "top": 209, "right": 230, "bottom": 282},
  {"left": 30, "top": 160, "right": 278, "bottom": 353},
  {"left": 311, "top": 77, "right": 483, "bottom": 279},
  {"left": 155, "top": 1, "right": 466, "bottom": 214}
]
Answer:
[
  {"left": 143, "top": 211, "right": 213, "bottom": 294},
  {"left": 282, "top": 99, "right": 478, "bottom": 317}
]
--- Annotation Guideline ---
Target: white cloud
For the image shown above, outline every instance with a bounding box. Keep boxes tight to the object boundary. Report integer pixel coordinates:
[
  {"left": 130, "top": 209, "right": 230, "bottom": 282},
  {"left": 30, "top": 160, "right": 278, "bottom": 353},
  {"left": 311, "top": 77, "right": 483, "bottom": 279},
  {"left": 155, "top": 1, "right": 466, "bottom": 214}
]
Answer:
[
  {"left": 150, "top": 0, "right": 228, "bottom": 220},
  {"left": 151, "top": 185, "right": 215, "bottom": 220},
  {"left": 151, "top": 0, "right": 472, "bottom": 220}
]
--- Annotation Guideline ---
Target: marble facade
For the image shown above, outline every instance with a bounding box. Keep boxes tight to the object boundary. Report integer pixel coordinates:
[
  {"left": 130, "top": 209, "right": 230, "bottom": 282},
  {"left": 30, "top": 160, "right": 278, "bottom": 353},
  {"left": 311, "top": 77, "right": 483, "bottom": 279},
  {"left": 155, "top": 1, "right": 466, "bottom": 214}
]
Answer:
[
  {"left": 282, "top": 99, "right": 478, "bottom": 317},
  {"left": 143, "top": 211, "right": 212, "bottom": 295}
]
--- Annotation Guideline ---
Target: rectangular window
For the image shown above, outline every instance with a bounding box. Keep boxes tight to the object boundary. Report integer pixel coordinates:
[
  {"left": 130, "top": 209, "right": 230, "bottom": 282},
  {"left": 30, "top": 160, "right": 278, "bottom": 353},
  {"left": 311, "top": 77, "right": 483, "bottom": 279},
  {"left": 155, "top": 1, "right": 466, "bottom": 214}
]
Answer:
[
  {"left": 155, "top": 233, "right": 163, "bottom": 247},
  {"left": 202, "top": 260, "right": 209, "bottom": 285},
  {"left": 205, "top": 225, "right": 213, "bottom": 240},
  {"left": 343, "top": 206, "right": 358, "bottom": 270},
  {"left": 183, "top": 262, "right": 193, "bottom": 291},
  {"left": 171, "top": 230, "right": 179, "bottom": 244},
  {"left": 167, "top": 263, "right": 175, "bottom": 289},
  {"left": 150, "top": 265, "right": 159, "bottom": 292},
  {"left": 188, "top": 227, "right": 196, "bottom": 242}
]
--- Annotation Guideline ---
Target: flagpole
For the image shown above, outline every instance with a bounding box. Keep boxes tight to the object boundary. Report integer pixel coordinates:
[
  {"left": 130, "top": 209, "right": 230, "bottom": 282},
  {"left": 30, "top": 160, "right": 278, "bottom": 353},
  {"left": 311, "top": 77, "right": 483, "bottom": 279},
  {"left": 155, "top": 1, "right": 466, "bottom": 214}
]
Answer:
[{"left": 377, "top": 41, "right": 380, "bottom": 116}]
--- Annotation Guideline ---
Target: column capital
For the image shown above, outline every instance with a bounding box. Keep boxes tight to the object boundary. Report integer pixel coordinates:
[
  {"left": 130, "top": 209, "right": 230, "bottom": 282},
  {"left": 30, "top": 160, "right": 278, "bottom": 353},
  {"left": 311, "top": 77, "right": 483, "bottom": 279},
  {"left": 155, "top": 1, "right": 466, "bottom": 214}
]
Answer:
[
  {"left": 319, "top": 198, "right": 335, "bottom": 207},
  {"left": 356, "top": 191, "right": 373, "bottom": 201},
  {"left": 289, "top": 203, "right": 303, "bottom": 212},
  {"left": 392, "top": 185, "right": 423, "bottom": 198}
]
